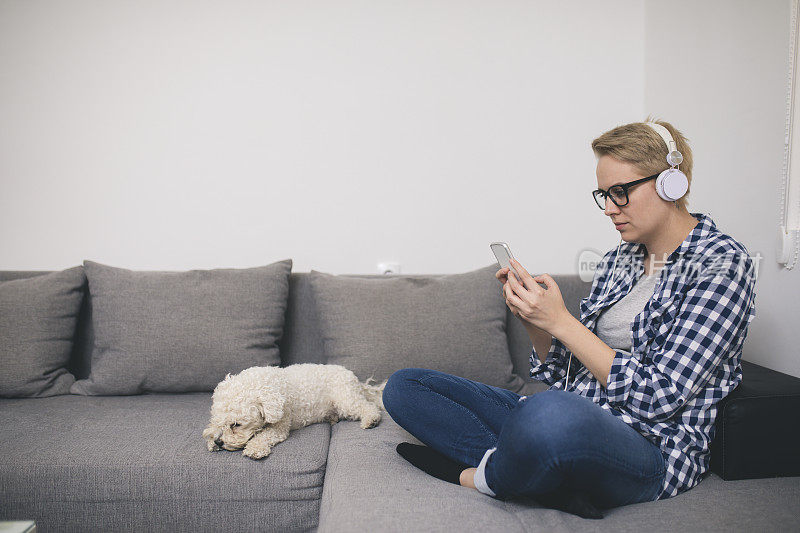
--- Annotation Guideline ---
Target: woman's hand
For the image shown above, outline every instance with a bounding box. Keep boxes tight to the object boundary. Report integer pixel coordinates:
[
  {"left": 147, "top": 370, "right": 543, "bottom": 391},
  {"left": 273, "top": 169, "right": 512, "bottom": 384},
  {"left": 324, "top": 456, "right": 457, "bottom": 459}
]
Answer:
[
  {"left": 501, "top": 258, "right": 572, "bottom": 335},
  {"left": 495, "top": 266, "right": 512, "bottom": 285}
]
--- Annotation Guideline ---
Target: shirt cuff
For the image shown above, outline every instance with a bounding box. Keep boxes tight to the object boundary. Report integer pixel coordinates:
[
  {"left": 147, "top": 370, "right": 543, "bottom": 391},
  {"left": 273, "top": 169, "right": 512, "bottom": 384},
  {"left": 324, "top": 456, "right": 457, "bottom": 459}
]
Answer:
[
  {"left": 529, "top": 336, "right": 566, "bottom": 384},
  {"left": 473, "top": 447, "right": 497, "bottom": 497},
  {"left": 605, "top": 349, "right": 635, "bottom": 406}
]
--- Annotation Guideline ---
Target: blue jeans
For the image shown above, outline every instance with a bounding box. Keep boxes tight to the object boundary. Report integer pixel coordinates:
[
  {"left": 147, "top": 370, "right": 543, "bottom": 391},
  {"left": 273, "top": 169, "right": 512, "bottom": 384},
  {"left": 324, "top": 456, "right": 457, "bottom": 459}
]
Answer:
[{"left": 383, "top": 368, "right": 666, "bottom": 509}]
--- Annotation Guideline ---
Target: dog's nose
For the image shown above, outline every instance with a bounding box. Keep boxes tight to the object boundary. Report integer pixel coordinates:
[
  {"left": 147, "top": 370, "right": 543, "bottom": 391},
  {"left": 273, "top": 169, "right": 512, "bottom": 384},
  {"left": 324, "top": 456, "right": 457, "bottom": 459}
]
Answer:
[{"left": 214, "top": 437, "right": 223, "bottom": 447}]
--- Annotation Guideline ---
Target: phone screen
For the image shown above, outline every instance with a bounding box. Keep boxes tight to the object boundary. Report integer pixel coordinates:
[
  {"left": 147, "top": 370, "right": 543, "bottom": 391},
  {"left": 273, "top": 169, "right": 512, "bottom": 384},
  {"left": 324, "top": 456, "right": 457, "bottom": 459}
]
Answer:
[{"left": 490, "top": 242, "right": 515, "bottom": 271}]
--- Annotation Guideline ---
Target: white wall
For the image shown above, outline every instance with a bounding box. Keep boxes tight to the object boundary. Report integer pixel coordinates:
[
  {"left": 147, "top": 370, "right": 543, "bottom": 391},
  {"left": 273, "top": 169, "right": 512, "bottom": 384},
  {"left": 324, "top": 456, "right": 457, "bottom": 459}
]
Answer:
[
  {"left": 2, "top": 1, "right": 797, "bottom": 376},
  {"left": 0, "top": 0, "right": 643, "bottom": 274},
  {"left": 644, "top": 0, "right": 798, "bottom": 377}
]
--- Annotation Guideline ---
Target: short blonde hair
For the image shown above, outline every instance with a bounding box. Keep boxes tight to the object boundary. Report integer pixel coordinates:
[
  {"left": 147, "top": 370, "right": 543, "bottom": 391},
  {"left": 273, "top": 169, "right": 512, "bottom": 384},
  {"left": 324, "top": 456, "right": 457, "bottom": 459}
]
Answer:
[{"left": 591, "top": 115, "right": 693, "bottom": 212}]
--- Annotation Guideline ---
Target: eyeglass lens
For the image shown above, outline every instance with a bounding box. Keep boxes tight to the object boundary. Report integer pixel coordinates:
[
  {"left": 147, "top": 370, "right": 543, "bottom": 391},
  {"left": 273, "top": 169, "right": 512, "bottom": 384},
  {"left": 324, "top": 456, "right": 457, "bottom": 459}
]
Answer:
[{"left": 593, "top": 186, "right": 628, "bottom": 209}]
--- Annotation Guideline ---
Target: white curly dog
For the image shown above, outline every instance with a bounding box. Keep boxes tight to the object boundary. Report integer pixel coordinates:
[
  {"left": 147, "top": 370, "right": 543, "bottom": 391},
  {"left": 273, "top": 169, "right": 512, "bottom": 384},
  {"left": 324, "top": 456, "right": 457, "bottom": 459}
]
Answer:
[{"left": 202, "top": 363, "right": 388, "bottom": 459}]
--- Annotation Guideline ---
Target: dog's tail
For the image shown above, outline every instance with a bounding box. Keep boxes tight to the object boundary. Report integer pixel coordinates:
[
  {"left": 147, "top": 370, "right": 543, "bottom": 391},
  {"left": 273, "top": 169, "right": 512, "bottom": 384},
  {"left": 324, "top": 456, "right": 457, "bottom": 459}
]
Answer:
[{"left": 361, "top": 376, "right": 388, "bottom": 411}]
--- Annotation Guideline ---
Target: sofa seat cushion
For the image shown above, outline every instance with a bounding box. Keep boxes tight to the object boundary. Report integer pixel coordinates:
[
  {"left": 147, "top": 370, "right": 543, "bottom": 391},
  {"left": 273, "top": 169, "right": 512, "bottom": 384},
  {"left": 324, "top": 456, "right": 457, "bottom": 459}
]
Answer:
[
  {"left": 319, "top": 401, "right": 800, "bottom": 531},
  {"left": 0, "top": 393, "right": 329, "bottom": 532}
]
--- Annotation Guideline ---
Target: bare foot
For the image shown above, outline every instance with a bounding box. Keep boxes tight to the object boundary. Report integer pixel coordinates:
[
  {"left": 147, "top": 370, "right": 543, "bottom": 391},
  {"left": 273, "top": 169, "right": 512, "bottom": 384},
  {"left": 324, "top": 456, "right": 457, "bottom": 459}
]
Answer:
[{"left": 459, "top": 467, "right": 477, "bottom": 489}]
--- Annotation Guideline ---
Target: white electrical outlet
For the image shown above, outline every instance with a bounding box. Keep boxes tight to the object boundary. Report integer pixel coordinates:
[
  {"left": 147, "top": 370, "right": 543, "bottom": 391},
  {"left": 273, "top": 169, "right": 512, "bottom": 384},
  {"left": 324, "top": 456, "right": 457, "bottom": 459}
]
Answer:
[{"left": 377, "top": 262, "right": 401, "bottom": 275}]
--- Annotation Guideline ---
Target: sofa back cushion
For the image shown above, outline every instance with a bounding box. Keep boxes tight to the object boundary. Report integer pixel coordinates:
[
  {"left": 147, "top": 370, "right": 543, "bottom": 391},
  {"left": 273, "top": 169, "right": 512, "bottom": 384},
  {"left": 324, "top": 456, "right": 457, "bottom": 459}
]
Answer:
[
  {"left": 69, "top": 259, "right": 292, "bottom": 395},
  {"left": 0, "top": 265, "right": 86, "bottom": 397},
  {"left": 280, "top": 270, "right": 591, "bottom": 387},
  {"left": 0, "top": 268, "right": 591, "bottom": 390},
  {"left": 306, "top": 264, "right": 526, "bottom": 391}
]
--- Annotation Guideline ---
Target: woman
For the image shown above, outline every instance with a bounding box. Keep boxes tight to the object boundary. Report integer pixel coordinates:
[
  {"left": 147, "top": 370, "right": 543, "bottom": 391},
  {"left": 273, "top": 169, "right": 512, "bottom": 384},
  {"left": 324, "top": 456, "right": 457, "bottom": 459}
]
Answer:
[{"left": 381, "top": 117, "right": 757, "bottom": 517}]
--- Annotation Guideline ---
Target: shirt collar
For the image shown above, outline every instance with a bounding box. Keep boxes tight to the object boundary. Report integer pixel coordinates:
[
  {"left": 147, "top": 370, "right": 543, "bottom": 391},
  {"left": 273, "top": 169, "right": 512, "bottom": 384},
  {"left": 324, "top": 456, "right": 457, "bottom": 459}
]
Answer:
[
  {"left": 632, "top": 211, "right": 716, "bottom": 266},
  {"left": 583, "top": 212, "right": 719, "bottom": 315}
]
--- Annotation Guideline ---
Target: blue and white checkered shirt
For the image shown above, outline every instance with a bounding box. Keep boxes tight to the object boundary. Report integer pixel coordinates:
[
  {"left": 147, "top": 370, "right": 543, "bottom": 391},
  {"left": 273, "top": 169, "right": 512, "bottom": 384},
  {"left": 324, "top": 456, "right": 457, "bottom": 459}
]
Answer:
[{"left": 529, "top": 212, "right": 757, "bottom": 500}]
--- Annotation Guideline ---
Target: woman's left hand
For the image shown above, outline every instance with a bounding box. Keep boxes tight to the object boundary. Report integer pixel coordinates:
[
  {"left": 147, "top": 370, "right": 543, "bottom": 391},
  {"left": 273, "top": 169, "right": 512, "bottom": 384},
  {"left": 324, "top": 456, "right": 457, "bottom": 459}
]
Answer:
[{"left": 504, "top": 257, "right": 572, "bottom": 334}]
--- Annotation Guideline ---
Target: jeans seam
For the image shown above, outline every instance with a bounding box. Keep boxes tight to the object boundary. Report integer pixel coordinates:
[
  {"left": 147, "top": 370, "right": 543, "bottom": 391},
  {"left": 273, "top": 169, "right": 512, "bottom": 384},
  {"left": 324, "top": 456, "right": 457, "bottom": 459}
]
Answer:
[{"left": 413, "top": 376, "right": 499, "bottom": 458}]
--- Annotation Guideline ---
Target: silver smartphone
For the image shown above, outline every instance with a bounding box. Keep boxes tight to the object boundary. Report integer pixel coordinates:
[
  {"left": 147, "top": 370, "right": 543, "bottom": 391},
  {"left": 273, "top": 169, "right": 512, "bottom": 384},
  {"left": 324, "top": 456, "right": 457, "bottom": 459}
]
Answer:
[{"left": 490, "top": 242, "right": 517, "bottom": 275}]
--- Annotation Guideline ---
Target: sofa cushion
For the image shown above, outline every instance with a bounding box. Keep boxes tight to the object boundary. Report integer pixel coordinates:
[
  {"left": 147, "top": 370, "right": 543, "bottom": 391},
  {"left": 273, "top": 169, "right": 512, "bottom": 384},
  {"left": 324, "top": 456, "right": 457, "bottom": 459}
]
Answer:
[
  {"left": 70, "top": 259, "right": 292, "bottom": 395},
  {"left": 318, "top": 406, "right": 800, "bottom": 531},
  {"left": 309, "top": 263, "right": 527, "bottom": 391},
  {"left": 277, "top": 271, "right": 593, "bottom": 394},
  {"left": 0, "top": 266, "right": 85, "bottom": 397},
  {"left": 0, "top": 393, "right": 329, "bottom": 532}
]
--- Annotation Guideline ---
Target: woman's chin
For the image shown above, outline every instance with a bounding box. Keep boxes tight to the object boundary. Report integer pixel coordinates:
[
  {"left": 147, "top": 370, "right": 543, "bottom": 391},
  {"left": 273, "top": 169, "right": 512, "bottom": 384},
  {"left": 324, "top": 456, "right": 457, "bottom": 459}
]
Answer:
[{"left": 618, "top": 226, "right": 635, "bottom": 240}]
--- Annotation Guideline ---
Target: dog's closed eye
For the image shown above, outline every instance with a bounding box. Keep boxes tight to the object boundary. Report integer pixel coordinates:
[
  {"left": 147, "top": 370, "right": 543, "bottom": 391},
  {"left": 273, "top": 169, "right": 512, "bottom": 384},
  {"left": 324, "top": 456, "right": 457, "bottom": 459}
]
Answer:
[{"left": 231, "top": 423, "right": 240, "bottom": 428}]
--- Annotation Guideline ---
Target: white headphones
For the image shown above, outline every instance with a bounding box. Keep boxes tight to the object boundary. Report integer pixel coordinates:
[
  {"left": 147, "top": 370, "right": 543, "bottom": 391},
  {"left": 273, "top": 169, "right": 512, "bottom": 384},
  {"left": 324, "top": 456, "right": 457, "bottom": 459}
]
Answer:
[
  {"left": 645, "top": 122, "right": 689, "bottom": 203},
  {"left": 562, "top": 122, "right": 688, "bottom": 391}
]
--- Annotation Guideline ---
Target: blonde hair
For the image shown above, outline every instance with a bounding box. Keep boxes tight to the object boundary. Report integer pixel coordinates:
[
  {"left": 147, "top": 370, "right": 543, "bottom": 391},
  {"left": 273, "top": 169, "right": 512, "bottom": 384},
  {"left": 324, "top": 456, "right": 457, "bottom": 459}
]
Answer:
[{"left": 591, "top": 115, "right": 693, "bottom": 213}]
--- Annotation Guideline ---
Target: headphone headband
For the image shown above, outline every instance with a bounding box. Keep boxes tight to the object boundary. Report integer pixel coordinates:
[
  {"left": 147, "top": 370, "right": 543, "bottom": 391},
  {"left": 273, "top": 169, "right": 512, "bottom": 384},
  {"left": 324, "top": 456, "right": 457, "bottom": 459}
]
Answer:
[
  {"left": 645, "top": 122, "right": 676, "bottom": 152},
  {"left": 645, "top": 121, "right": 683, "bottom": 167}
]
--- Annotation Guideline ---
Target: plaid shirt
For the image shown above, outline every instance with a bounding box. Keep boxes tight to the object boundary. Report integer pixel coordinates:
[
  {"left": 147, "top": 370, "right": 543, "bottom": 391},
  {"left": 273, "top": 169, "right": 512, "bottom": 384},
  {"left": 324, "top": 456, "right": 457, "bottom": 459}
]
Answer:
[{"left": 529, "top": 212, "right": 757, "bottom": 500}]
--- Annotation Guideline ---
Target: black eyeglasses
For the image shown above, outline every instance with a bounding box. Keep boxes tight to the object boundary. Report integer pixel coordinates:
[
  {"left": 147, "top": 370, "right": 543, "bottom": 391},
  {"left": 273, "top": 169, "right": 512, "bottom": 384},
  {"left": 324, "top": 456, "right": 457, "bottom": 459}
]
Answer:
[{"left": 592, "top": 173, "right": 660, "bottom": 209}]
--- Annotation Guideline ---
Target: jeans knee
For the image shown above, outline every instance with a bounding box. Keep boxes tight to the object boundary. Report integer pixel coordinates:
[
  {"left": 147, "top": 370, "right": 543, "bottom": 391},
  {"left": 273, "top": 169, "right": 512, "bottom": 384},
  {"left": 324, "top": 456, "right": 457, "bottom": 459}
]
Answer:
[
  {"left": 383, "top": 368, "right": 428, "bottom": 415},
  {"left": 508, "top": 390, "right": 598, "bottom": 455}
]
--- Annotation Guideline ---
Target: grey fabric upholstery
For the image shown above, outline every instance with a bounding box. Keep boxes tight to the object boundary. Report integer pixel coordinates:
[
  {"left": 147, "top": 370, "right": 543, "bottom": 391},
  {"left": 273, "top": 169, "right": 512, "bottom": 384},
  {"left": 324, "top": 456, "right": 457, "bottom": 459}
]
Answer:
[
  {"left": 0, "top": 392, "right": 328, "bottom": 532},
  {"left": 1, "top": 268, "right": 798, "bottom": 532},
  {"left": 308, "top": 264, "right": 526, "bottom": 391},
  {"left": 0, "top": 267, "right": 593, "bottom": 391},
  {"left": 320, "top": 414, "right": 800, "bottom": 532},
  {"left": 70, "top": 259, "right": 292, "bottom": 395},
  {"left": 0, "top": 266, "right": 85, "bottom": 397},
  {"left": 279, "top": 269, "right": 592, "bottom": 398}
]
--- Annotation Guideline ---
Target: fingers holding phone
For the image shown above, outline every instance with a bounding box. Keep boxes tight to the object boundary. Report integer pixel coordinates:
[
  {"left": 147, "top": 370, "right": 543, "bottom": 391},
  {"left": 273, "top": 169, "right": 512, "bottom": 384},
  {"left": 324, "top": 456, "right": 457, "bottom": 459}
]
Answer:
[
  {"left": 491, "top": 242, "right": 519, "bottom": 318},
  {"left": 495, "top": 266, "right": 511, "bottom": 285}
]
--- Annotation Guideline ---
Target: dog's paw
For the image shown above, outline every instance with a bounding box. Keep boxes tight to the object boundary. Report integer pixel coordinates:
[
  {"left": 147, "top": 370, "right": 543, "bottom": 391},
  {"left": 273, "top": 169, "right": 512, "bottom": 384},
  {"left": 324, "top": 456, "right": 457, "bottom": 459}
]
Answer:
[
  {"left": 360, "top": 412, "right": 381, "bottom": 429},
  {"left": 243, "top": 443, "right": 272, "bottom": 460},
  {"left": 207, "top": 440, "right": 222, "bottom": 452}
]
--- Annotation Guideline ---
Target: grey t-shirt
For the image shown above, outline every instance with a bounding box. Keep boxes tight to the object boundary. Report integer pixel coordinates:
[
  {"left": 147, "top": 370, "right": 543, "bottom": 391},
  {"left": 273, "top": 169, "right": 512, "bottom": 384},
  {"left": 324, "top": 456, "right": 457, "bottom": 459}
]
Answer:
[{"left": 595, "top": 272, "right": 660, "bottom": 352}]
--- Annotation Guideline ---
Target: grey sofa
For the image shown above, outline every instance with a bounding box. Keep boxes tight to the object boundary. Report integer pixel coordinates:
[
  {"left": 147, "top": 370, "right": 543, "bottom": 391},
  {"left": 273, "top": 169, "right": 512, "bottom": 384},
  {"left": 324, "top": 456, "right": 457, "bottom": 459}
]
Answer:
[{"left": 1, "top": 268, "right": 798, "bottom": 532}]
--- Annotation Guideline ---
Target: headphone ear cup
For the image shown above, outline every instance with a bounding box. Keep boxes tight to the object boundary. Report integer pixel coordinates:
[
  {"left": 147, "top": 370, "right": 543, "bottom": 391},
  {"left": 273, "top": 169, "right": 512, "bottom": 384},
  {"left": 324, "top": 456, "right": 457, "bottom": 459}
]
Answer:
[{"left": 655, "top": 168, "right": 689, "bottom": 201}]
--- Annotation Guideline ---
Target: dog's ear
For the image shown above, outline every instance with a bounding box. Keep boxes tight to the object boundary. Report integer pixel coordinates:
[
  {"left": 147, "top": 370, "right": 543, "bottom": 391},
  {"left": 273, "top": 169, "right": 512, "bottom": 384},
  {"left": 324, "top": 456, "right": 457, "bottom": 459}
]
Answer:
[
  {"left": 202, "top": 425, "right": 217, "bottom": 441},
  {"left": 202, "top": 425, "right": 222, "bottom": 451},
  {"left": 256, "top": 388, "right": 286, "bottom": 424}
]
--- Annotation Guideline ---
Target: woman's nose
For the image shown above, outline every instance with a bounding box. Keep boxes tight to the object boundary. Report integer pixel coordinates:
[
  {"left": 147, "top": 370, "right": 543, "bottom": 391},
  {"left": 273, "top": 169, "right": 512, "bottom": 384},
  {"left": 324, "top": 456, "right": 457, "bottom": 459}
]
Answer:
[{"left": 604, "top": 196, "right": 620, "bottom": 215}]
